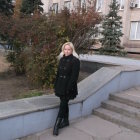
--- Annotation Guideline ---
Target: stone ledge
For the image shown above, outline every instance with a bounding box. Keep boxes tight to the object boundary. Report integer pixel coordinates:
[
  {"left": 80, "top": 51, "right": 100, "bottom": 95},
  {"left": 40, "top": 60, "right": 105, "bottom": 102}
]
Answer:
[
  {"left": 0, "top": 67, "right": 120, "bottom": 120},
  {"left": 0, "top": 66, "right": 139, "bottom": 120},
  {"left": 79, "top": 54, "right": 140, "bottom": 67},
  {"left": 0, "top": 94, "right": 82, "bottom": 120}
]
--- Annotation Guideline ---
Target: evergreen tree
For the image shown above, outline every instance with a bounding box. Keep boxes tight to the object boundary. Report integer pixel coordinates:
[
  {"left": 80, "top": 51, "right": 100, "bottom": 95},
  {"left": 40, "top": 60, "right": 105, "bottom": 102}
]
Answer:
[
  {"left": 100, "top": 0, "right": 124, "bottom": 55},
  {"left": 0, "top": 0, "right": 14, "bottom": 16},
  {"left": 20, "top": 0, "right": 44, "bottom": 15}
]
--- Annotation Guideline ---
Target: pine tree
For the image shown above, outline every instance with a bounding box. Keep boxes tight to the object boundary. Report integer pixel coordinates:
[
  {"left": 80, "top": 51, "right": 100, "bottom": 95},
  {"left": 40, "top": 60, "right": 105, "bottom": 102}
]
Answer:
[
  {"left": 100, "top": 0, "right": 124, "bottom": 55},
  {"left": 0, "top": 0, "right": 14, "bottom": 16},
  {"left": 20, "top": 0, "right": 44, "bottom": 15}
]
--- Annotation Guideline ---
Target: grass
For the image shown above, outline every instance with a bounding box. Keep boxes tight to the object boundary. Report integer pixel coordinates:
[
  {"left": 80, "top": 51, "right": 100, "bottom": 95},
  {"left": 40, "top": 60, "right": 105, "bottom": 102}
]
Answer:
[{"left": 16, "top": 90, "right": 44, "bottom": 99}]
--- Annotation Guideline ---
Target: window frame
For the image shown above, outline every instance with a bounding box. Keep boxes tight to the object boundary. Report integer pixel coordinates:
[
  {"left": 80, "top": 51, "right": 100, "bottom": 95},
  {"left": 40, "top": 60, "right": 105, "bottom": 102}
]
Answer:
[
  {"left": 52, "top": 3, "right": 58, "bottom": 14},
  {"left": 64, "top": 0, "right": 71, "bottom": 10},
  {"left": 130, "top": 0, "right": 140, "bottom": 8},
  {"left": 96, "top": 0, "right": 103, "bottom": 12},
  {"left": 136, "top": 0, "right": 140, "bottom": 8},
  {"left": 80, "top": 0, "right": 86, "bottom": 9},
  {"left": 115, "top": 0, "right": 125, "bottom": 10},
  {"left": 130, "top": 21, "right": 140, "bottom": 40},
  {"left": 119, "top": 0, "right": 124, "bottom": 10}
]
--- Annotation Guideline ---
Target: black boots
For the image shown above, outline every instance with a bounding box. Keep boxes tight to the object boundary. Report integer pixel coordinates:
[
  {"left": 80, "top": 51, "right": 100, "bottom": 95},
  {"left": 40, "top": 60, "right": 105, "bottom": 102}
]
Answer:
[
  {"left": 53, "top": 117, "right": 70, "bottom": 136},
  {"left": 59, "top": 118, "right": 69, "bottom": 129},
  {"left": 59, "top": 108, "right": 69, "bottom": 129},
  {"left": 53, "top": 117, "right": 62, "bottom": 136},
  {"left": 53, "top": 98, "right": 70, "bottom": 135}
]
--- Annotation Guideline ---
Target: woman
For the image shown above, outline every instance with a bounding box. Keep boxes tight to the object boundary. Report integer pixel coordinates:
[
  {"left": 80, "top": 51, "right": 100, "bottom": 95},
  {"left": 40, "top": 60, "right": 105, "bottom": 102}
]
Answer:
[{"left": 53, "top": 42, "right": 80, "bottom": 136}]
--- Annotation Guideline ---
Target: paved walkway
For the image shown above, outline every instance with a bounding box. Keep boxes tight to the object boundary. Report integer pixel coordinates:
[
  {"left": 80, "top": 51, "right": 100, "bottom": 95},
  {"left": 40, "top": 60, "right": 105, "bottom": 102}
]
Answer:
[
  {"left": 79, "top": 54, "right": 140, "bottom": 67},
  {"left": 21, "top": 115, "right": 140, "bottom": 140}
]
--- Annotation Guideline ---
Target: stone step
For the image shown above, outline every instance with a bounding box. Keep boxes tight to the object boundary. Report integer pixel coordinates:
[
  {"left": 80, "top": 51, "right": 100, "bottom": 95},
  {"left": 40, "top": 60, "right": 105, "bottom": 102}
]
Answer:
[
  {"left": 102, "top": 100, "right": 140, "bottom": 120},
  {"left": 94, "top": 108, "right": 140, "bottom": 133},
  {"left": 110, "top": 92, "right": 140, "bottom": 108}
]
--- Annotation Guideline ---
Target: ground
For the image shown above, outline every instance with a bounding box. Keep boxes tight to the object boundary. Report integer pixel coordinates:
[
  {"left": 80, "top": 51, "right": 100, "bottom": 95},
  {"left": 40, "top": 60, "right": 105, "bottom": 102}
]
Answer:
[
  {"left": 0, "top": 52, "right": 91, "bottom": 102},
  {"left": 0, "top": 69, "right": 37, "bottom": 102},
  {"left": 0, "top": 53, "right": 10, "bottom": 73},
  {"left": 0, "top": 53, "right": 54, "bottom": 102}
]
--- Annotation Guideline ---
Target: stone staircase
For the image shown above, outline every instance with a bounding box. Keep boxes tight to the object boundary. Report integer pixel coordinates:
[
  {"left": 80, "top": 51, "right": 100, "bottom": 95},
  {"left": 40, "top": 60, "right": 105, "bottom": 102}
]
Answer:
[{"left": 94, "top": 87, "right": 140, "bottom": 133}]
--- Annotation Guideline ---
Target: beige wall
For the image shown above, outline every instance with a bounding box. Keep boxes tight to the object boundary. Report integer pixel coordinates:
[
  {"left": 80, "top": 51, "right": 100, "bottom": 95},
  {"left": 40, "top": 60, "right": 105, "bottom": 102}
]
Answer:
[
  {"left": 41, "top": 0, "right": 50, "bottom": 13},
  {"left": 42, "top": 0, "right": 95, "bottom": 13},
  {"left": 42, "top": 0, "right": 79, "bottom": 13},
  {"left": 97, "top": 0, "right": 140, "bottom": 50},
  {"left": 122, "top": 1, "right": 140, "bottom": 49}
]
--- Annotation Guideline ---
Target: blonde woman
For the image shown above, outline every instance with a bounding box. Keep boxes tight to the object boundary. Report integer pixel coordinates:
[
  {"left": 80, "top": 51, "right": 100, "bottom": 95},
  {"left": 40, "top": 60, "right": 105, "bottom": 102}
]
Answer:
[{"left": 53, "top": 42, "right": 80, "bottom": 136}]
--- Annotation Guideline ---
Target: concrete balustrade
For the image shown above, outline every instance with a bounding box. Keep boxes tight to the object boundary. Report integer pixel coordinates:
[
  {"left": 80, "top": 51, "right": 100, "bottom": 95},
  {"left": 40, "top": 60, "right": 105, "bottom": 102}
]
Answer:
[{"left": 0, "top": 65, "right": 140, "bottom": 140}]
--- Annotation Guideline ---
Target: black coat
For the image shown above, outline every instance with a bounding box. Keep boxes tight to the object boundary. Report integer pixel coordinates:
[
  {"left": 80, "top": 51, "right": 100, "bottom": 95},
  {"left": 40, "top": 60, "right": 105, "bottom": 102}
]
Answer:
[{"left": 54, "top": 54, "right": 80, "bottom": 100}]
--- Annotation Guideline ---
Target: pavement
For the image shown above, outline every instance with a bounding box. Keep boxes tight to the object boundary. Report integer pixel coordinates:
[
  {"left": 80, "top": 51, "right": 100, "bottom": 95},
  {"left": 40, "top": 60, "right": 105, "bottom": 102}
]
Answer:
[{"left": 21, "top": 115, "right": 140, "bottom": 140}]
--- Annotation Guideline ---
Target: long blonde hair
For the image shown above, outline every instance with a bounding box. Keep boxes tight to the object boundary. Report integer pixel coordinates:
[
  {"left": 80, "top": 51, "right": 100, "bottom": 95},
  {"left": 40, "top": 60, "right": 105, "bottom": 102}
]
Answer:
[{"left": 57, "top": 42, "right": 79, "bottom": 60}]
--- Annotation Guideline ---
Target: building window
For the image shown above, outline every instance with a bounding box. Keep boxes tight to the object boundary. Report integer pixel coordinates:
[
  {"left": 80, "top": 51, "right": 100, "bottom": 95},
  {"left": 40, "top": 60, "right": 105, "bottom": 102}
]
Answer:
[
  {"left": 79, "top": 0, "right": 86, "bottom": 9},
  {"left": 136, "top": 0, "right": 140, "bottom": 8},
  {"left": 111, "top": 0, "right": 124, "bottom": 10},
  {"left": 93, "top": 24, "right": 103, "bottom": 39},
  {"left": 130, "top": 21, "right": 140, "bottom": 40},
  {"left": 64, "top": 1, "right": 71, "bottom": 10},
  {"left": 52, "top": 3, "right": 58, "bottom": 13},
  {"left": 96, "top": 0, "right": 103, "bottom": 12},
  {"left": 130, "top": 0, "right": 140, "bottom": 8},
  {"left": 117, "top": 0, "right": 124, "bottom": 10}
]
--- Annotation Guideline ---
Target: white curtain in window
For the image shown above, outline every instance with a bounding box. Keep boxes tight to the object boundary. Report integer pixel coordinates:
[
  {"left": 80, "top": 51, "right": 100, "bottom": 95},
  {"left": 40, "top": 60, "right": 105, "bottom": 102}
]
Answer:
[
  {"left": 116, "top": 0, "right": 124, "bottom": 10},
  {"left": 81, "top": 0, "right": 86, "bottom": 4},
  {"left": 64, "top": 1, "right": 71, "bottom": 9},
  {"left": 96, "top": 0, "right": 103, "bottom": 12},
  {"left": 120, "top": 0, "right": 124, "bottom": 9},
  {"left": 130, "top": 22, "right": 137, "bottom": 40},
  {"left": 52, "top": 3, "right": 58, "bottom": 13},
  {"left": 136, "top": 22, "right": 140, "bottom": 39},
  {"left": 81, "top": 0, "right": 86, "bottom": 8},
  {"left": 137, "top": 0, "right": 140, "bottom": 7}
]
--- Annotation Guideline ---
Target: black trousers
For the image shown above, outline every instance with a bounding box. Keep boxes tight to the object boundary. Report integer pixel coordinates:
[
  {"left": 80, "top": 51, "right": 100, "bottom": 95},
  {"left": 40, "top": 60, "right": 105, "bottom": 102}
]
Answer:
[{"left": 57, "top": 97, "right": 69, "bottom": 119}]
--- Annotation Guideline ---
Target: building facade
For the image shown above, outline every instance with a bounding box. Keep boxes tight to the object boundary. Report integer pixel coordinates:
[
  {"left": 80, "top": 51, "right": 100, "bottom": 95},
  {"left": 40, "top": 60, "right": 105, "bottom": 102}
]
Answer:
[
  {"left": 42, "top": 0, "right": 88, "bottom": 14},
  {"left": 41, "top": 0, "right": 140, "bottom": 53},
  {"left": 96, "top": 0, "right": 140, "bottom": 53}
]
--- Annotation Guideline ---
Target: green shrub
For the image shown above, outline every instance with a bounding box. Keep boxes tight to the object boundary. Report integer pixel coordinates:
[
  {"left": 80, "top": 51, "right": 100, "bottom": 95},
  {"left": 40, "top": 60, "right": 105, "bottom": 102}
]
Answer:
[{"left": 6, "top": 40, "right": 26, "bottom": 75}]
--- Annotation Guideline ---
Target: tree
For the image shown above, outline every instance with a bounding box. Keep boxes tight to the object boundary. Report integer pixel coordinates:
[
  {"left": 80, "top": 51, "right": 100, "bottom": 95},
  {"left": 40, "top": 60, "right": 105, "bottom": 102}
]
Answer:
[
  {"left": 20, "top": 0, "right": 44, "bottom": 15},
  {"left": 0, "top": 0, "right": 14, "bottom": 16},
  {"left": 0, "top": 4, "right": 101, "bottom": 88},
  {"left": 53, "top": 7, "right": 101, "bottom": 53},
  {"left": 100, "top": 0, "right": 125, "bottom": 55},
  {"left": 13, "top": 0, "right": 22, "bottom": 17}
]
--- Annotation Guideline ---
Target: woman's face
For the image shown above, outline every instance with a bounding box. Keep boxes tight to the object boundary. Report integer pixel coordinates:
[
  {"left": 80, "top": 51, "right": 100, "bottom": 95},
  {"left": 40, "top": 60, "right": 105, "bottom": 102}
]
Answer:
[{"left": 63, "top": 45, "right": 73, "bottom": 56}]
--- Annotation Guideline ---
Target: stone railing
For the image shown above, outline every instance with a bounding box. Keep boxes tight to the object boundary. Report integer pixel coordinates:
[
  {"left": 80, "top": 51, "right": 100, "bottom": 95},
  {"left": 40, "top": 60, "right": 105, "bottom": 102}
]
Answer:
[{"left": 0, "top": 65, "right": 140, "bottom": 140}]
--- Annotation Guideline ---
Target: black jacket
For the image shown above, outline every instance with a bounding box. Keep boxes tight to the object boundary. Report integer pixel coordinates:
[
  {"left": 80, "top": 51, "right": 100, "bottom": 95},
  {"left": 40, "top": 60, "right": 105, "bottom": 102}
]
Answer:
[{"left": 54, "top": 54, "right": 80, "bottom": 100}]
